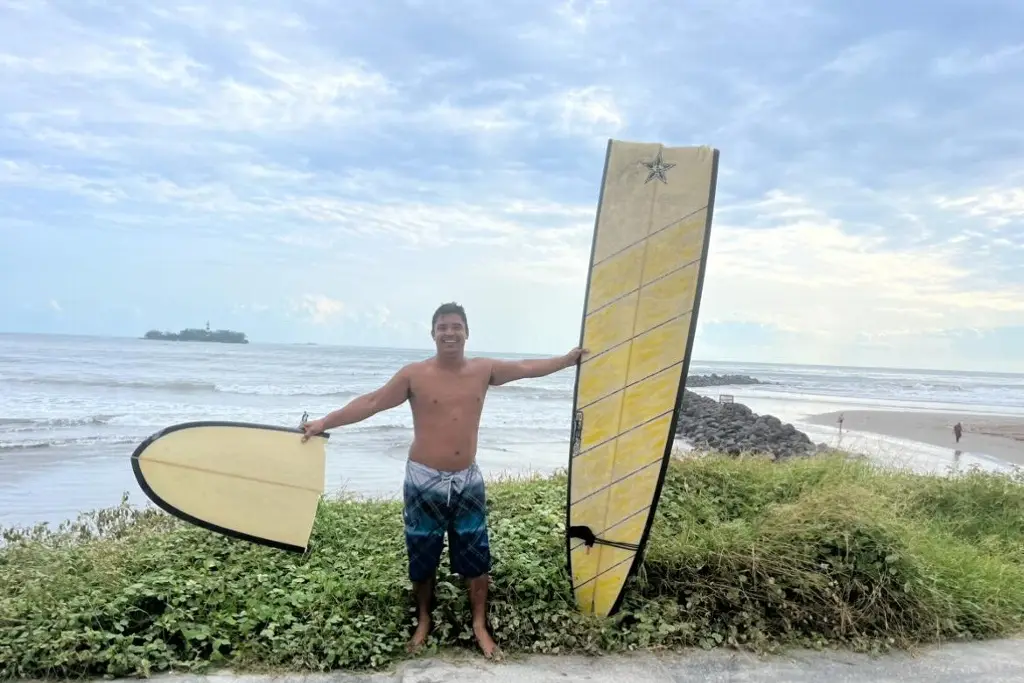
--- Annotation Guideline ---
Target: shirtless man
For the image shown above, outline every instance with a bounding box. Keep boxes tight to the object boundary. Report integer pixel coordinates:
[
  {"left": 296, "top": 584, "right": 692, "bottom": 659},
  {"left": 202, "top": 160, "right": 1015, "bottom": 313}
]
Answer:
[{"left": 300, "top": 302, "right": 586, "bottom": 658}]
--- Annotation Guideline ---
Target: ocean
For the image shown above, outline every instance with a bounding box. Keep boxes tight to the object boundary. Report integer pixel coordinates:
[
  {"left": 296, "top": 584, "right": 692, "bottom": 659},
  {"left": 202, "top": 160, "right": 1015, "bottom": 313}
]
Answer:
[{"left": 3, "top": 332, "right": 1024, "bottom": 530}]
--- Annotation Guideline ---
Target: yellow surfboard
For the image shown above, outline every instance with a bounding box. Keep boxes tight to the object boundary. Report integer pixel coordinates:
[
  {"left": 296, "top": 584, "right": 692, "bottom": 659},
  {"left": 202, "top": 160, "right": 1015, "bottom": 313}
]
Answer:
[
  {"left": 130, "top": 420, "right": 330, "bottom": 553},
  {"left": 567, "top": 140, "right": 719, "bottom": 617}
]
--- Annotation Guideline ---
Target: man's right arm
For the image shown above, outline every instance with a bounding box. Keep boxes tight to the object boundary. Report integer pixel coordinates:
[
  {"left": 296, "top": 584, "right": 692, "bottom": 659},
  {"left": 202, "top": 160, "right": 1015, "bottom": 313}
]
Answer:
[{"left": 314, "top": 365, "right": 413, "bottom": 432}]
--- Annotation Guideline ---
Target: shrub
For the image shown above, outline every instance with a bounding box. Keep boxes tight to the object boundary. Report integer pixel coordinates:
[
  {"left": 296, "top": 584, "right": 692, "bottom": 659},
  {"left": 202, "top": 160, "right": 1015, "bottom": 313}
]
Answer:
[{"left": 2, "top": 454, "right": 1023, "bottom": 679}]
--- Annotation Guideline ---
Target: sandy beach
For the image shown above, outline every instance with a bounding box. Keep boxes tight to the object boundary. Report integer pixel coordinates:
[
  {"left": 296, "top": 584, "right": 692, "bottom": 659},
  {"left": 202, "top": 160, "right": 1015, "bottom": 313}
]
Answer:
[{"left": 806, "top": 409, "right": 1024, "bottom": 467}]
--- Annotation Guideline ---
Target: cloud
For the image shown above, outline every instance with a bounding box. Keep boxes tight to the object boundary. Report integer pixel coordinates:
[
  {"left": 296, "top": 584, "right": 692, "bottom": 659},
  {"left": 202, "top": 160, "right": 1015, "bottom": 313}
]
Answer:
[
  {"left": 931, "top": 44, "right": 1024, "bottom": 77},
  {"left": 297, "top": 295, "right": 345, "bottom": 325},
  {"left": 934, "top": 187, "right": 1024, "bottom": 228},
  {"left": 555, "top": 0, "right": 611, "bottom": 32},
  {"left": 703, "top": 192, "right": 1024, "bottom": 338},
  {"left": 1, "top": 0, "right": 1024, "bottom": 370},
  {"left": 556, "top": 86, "right": 624, "bottom": 137}
]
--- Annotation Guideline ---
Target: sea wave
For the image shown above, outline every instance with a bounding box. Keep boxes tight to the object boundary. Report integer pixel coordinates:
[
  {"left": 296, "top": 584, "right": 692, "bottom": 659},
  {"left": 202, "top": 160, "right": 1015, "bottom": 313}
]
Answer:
[
  {"left": 0, "top": 434, "right": 138, "bottom": 452},
  {"left": 346, "top": 424, "right": 411, "bottom": 435},
  {"left": 0, "top": 415, "right": 120, "bottom": 431},
  {"left": 4, "top": 374, "right": 575, "bottom": 400},
  {"left": 2, "top": 376, "right": 360, "bottom": 398},
  {"left": 4, "top": 376, "right": 217, "bottom": 392},
  {"left": 489, "top": 384, "right": 572, "bottom": 400},
  {"left": 214, "top": 383, "right": 358, "bottom": 398}
]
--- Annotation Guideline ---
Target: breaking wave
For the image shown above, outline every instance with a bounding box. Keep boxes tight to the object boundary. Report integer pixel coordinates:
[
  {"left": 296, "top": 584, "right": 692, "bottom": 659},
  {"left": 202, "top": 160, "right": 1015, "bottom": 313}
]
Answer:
[
  {"left": 3, "top": 376, "right": 359, "bottom": 398},
  {"left": 0, "top": 434, "right": 138, "bottom": 452}
]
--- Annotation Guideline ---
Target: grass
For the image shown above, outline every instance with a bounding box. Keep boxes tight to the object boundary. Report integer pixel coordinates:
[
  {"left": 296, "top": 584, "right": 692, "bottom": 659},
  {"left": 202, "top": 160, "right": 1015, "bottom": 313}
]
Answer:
[{"left": 2, "top": 452, "right": 1024, "bottom": 679}]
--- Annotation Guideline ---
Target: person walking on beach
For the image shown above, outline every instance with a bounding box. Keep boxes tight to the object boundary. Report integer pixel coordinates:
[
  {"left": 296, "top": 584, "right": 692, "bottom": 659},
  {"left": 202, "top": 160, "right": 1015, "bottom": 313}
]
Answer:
[
  {"left": 300, "top": 302, "right": 586, "bottom": 659},
  {"left": 954, "top": 421, "right": 963, "bottom": 443}
]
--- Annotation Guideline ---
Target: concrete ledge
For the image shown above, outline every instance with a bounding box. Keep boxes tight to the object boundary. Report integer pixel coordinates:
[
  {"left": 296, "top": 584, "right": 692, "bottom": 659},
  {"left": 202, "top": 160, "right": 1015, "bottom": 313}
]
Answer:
[{"left": 21, "top": 638, "right": 1024, "bottom": 683}]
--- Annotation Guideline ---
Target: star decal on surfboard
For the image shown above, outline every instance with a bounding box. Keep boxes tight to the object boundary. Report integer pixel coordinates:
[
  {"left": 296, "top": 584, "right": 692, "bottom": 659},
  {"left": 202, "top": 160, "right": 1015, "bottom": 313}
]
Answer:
[{"left": 641, "top": 149, "right": 675, "bottom": 184}]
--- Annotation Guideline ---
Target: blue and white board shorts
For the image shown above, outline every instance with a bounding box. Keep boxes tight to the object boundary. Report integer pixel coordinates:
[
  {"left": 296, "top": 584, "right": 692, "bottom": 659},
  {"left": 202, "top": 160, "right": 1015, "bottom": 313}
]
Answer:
[{"left": 402, "top": 459, "right": 491, "bottom": 582}]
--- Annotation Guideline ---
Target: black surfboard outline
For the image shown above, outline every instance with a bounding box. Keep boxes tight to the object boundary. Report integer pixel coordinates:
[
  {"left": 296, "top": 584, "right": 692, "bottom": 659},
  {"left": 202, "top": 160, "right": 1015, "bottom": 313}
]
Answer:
[{"left": 130, "top": 420, "right": 330, "bottom": 554}]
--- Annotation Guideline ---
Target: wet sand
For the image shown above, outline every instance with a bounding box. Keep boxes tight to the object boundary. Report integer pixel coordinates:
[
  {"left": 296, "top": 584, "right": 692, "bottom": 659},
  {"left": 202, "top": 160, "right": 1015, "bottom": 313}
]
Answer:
[{"left": 806, "top": 410, "right": 1024, "bottom": 467}]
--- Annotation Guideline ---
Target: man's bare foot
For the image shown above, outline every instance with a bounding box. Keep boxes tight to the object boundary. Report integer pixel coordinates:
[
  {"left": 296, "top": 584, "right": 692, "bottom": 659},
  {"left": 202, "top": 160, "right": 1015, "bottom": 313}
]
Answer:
[
  {"left": 473, "top": 621, "right": 502, "bottom": 660},
  {"left": 406, "top": 616, "right": 431, "bottom": 654}
]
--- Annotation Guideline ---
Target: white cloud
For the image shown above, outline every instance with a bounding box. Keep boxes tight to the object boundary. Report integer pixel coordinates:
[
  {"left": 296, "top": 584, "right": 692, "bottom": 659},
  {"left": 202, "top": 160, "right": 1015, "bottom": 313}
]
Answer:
[
  {"left": 370, "top": 305, "right": 391, "bottom": 327},
  {"left": 932, "top": 44, "right": 1024, "bottom": 77},
  {"left": 934, "top": 187, "right": 1024, "bottom": 228},
  {"left": 702, "top": 193, "right": 1024, "bottom": 341},
  {"left": 556, "top": 86, "right": 624, "bottom": 136},
  {"left": 297, "top": 295, "right": 345, "bottom": 324},
  {"left": 555, "top": 0, "right": 611, "bottom": 32}
]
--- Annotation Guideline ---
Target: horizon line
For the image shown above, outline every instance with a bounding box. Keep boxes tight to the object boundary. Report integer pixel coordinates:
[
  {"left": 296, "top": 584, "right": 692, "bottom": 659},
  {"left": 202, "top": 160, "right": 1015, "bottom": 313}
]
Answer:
[{"left": 1, "top": 330, "right": 1021, "bottom": 378}]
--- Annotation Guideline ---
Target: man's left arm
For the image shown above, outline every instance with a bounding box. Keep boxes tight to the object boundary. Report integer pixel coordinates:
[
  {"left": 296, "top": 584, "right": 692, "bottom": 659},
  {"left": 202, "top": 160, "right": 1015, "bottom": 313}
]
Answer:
[{"left": 489, "top": 348, "right": 587, "bottom": 386}]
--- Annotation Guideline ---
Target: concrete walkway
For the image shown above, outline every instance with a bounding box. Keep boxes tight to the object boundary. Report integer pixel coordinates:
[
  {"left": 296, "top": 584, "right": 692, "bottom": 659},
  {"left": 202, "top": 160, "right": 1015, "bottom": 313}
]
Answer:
[{"left": 48, "top": 637, "right": 1024, "bottom": 682}]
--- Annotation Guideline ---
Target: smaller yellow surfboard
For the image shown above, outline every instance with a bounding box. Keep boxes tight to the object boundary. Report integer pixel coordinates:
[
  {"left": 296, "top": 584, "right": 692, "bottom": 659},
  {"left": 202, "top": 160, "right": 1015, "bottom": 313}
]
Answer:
[{"left": 130, "top": 420, "right": 330, "bottom": 553}]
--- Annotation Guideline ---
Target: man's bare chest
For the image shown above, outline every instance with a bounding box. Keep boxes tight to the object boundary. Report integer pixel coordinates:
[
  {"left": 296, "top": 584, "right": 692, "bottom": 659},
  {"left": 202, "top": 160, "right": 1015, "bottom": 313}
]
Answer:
[{"left": 409, "top": 374, "right": 489, "bottom": 412}]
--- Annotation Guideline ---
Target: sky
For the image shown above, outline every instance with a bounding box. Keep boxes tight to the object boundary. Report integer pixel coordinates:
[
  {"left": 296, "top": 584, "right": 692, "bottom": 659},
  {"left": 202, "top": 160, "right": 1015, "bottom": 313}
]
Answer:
[{"left": 1, "top": 0, "right": 1024, "bottom": 372}]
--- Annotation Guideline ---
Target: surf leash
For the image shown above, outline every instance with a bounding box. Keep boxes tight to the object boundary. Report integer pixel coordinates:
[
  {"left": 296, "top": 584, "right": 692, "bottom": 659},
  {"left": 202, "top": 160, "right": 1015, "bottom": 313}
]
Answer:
[{"left": 568, "top": 525, "right": 641, "bottom": 552}]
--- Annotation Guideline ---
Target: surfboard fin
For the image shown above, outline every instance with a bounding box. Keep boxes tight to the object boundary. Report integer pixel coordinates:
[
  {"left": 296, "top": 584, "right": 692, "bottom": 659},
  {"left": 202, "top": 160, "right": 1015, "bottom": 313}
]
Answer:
[{"left": 568, "top": 525, "right": 640, "bottom": 552}]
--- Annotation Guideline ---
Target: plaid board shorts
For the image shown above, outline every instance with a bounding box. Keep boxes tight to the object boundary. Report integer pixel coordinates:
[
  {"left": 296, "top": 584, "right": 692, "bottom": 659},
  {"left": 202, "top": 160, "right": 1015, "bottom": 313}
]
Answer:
[{"left": 402, "top": 459, "right": 491, "bottom": 582}]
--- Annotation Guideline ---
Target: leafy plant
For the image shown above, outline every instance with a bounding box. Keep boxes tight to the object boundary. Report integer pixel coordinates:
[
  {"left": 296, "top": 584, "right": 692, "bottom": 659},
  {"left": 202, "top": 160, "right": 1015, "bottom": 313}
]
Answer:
[{"left": 2, "top": 454, "right": 1023, "bottom": 679}]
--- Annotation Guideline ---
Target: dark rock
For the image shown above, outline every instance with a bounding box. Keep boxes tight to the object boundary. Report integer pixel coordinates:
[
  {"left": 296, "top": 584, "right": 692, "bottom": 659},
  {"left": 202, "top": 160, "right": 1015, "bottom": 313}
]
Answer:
[
  {"left": 685, "top": 373, "right": 770, "bottom": 387},
  {"left": 674, "top": 390, "right": 814, "bottom": 460}
]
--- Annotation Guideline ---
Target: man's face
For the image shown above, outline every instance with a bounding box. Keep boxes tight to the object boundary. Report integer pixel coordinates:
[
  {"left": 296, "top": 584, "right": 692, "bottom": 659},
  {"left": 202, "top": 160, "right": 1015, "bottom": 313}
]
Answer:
[{"left": 432, "top": 313, "right": 467, "bottom": 355}]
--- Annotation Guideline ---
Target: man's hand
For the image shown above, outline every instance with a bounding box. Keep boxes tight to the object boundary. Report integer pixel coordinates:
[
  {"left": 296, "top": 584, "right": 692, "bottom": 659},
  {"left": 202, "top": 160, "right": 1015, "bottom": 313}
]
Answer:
[
  {"left": 565, "top": 347, "right": 589, "bottom": 366},
  {"left": 301, "top": 418, "right": 327, "bottom": 442}
]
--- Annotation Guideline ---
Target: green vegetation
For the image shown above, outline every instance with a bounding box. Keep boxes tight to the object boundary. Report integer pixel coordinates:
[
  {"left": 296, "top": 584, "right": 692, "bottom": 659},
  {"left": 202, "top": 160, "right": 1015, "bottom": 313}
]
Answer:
[
  {"left": 143, "top": 323, "right": 248, "bottom": 344},
  {"left": 2, "top": 453, "right": 1024, "bottom": 679}
]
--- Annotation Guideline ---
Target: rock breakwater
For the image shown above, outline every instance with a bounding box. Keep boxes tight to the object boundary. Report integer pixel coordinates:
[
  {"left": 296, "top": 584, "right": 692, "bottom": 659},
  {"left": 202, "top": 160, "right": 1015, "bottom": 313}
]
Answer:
[
  {"left": 675, "top": 390, "right": 816, "bottom": 459},
  {"left": 686, "top": 373, "right": 768, "bottom": 387}
]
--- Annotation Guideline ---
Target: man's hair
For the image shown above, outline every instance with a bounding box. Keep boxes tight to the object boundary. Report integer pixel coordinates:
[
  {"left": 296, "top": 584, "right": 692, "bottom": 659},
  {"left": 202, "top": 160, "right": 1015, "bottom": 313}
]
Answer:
[{"left": 431, "top": 302, "right": 468, "bottom": 332}]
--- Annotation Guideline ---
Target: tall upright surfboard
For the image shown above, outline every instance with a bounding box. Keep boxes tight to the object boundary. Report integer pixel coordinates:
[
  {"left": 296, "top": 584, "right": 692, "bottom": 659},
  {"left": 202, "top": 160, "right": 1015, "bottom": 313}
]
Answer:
[
  {"left": 567, "top": 140, "right": 719, "bottom": 617},
  {"left": 131, "top": 421, "right": 330, "bottom": 553}
]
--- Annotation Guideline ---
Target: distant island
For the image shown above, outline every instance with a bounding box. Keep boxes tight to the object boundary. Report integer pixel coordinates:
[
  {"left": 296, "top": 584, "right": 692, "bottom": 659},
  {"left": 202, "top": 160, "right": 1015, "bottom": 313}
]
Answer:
[{"left": 143, "top": 321, "right": 248, "bottom": 344}]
